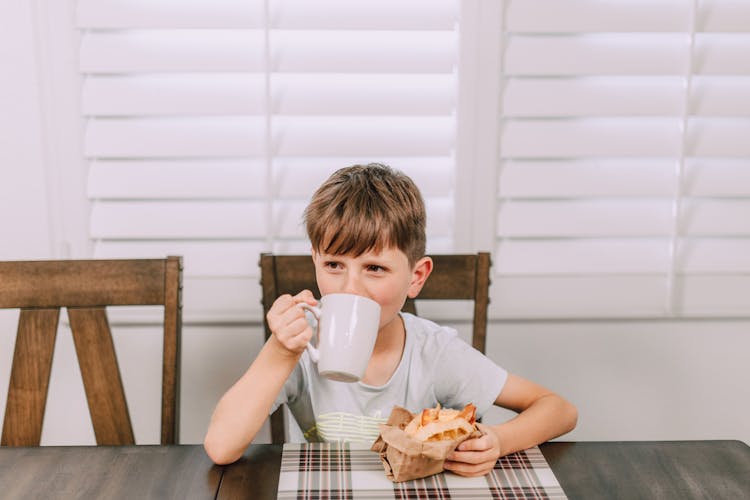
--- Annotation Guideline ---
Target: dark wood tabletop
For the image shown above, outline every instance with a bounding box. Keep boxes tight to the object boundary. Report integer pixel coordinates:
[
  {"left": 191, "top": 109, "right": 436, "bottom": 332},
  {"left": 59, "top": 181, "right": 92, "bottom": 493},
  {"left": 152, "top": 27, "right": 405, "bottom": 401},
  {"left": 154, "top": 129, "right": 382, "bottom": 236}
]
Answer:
[
  {"left": 0, "top": 445, "right": 221, "bottom": 500},
  {"left": 1, "top": 441, "right": 748, "bottom": 499},
  {"left": 541, "top": 441, "right": 750, "bottom": 500}
]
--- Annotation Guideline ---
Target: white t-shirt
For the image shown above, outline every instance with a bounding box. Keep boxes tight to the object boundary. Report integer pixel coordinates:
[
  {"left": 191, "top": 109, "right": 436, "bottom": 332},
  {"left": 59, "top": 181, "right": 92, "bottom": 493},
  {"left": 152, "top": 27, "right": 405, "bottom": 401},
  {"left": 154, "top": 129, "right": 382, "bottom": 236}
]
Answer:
[{"left": 271, "top": 312, "right": 508, "bottom": 443}]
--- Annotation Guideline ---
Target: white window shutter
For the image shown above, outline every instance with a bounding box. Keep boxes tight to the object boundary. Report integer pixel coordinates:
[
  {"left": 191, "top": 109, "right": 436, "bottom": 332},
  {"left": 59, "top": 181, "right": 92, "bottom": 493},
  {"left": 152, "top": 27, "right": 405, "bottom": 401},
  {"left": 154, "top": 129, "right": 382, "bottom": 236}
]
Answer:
[
  {"left": 487, "top": 0, "right": 750, "bottom": 319},
  {"left": 76, "top": 0, "right": 459, "bottom": 322}
]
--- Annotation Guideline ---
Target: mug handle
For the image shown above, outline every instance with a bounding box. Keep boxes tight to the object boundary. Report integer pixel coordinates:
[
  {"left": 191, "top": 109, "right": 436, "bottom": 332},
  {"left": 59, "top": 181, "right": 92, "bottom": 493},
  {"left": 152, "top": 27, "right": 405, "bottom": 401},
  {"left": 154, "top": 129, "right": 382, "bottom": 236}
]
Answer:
[{"left": 298, "top": 302, "right": 322, "bottom": 363}]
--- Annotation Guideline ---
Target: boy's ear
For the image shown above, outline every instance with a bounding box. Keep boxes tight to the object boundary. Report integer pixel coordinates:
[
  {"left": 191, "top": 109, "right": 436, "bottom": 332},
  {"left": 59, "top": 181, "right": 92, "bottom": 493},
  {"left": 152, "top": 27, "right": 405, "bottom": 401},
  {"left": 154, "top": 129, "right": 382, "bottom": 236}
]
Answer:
[{"left": 407, "top": 256, "right": 433, "bottom": 299}]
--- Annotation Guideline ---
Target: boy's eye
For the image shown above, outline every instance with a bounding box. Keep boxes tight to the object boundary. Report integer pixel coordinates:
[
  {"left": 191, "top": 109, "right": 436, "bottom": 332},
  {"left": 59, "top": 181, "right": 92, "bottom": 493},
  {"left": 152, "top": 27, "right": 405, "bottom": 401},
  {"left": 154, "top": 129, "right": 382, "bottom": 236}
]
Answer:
[
  {"left": 367, "top": 265, "right": 385, "bottom": 273},
  {"left": 324, "top": 261, "right": 341, "bottom": 270}
]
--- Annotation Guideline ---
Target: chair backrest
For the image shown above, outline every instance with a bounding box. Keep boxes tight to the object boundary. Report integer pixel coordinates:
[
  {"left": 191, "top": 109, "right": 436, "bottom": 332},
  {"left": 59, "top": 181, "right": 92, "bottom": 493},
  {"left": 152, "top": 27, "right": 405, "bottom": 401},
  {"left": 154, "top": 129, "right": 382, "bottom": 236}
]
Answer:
[
  {"left": 0, "top": 256, "right": 182, "bottom": 446},
  {"left": 259, "top": 252, "right": 491, "bottom": 443}
]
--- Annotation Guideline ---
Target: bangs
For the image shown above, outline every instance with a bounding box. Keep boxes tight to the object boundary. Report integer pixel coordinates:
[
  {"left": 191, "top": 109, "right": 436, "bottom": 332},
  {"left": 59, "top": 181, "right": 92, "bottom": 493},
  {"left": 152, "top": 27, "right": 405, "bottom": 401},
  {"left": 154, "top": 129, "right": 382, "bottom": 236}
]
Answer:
[{"left": 314, "top": 206, "right": 395, "bottom": 258}]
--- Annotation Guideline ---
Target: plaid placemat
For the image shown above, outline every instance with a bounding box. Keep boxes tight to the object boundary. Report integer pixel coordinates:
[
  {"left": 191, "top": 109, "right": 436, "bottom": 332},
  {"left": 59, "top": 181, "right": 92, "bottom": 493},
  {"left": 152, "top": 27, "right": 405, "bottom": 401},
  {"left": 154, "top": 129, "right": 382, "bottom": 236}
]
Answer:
[{"left": 278, "top": 442, "right": 567, "bottom": 499}]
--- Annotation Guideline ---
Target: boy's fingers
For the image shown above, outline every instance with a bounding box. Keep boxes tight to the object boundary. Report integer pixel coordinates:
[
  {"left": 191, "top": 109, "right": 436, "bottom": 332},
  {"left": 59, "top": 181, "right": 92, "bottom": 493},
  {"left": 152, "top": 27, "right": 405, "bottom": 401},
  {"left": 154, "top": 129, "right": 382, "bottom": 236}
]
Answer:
[
  {"left": 268, "top": 294, "right": 295, "bottom": 317},
  {"left": 450, "top": 449, "right": 492, "bottom": 465},
  {"left": 293, "top": 289, "right": 317, "bottom": 305},
  {"left": 444, "top": 459, "right": 491, "bottom": 477},
  {"left": 457, "top": 436, "right": 489, "bottom": 452}
]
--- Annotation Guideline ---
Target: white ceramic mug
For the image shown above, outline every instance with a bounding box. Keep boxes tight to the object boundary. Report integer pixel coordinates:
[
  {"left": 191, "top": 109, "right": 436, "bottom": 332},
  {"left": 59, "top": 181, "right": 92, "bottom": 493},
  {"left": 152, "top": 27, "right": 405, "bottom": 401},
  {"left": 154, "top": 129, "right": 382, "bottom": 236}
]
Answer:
[{"left": 300, "top": 293, "right": 381, "bottom": 383}]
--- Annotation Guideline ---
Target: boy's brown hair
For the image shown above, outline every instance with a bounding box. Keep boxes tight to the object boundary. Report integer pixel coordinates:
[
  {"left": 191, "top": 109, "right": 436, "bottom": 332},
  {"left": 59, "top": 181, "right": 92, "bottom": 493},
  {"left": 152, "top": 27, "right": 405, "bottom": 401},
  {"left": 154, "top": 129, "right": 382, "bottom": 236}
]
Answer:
[{"left": 304, "top": 163, "right": 427, "bottom": 267}]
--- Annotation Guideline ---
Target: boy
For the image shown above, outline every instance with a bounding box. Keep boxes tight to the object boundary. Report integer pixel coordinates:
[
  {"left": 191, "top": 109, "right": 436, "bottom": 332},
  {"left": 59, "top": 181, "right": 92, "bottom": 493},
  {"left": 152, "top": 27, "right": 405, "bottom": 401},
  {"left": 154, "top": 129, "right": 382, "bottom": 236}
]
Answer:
[{"left": 204, "top": 164, "right": 577, "bottom": 476}]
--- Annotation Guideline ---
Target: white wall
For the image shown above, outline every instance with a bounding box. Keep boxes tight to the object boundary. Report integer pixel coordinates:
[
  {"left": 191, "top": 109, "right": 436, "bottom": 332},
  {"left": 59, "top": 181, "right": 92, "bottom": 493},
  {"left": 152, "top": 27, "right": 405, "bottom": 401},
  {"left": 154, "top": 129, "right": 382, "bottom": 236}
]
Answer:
[
  {"left": 1, "top": 1, "right": 748, "bottom": 447},
  {"left": 481, "top": 320, "right": 750, "bottom": 444}
]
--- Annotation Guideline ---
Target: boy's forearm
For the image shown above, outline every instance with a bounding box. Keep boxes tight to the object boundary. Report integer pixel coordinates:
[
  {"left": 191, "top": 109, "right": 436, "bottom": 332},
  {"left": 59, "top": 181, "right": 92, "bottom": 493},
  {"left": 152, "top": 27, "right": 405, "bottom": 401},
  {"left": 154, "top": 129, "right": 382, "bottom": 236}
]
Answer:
[
  {"left": 203, "top": 336, "right": 300, "bottom": 464},
  {"left": 489, "top": 394, "right": 578, "bottom": 457}
]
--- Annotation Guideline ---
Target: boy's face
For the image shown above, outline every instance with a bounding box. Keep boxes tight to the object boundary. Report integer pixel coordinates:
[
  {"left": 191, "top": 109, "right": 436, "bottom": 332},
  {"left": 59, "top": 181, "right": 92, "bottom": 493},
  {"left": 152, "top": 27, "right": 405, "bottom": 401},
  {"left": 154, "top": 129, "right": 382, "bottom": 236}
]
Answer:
[{"left": 312, "top": 247, "right": 432, "bottom": 334}]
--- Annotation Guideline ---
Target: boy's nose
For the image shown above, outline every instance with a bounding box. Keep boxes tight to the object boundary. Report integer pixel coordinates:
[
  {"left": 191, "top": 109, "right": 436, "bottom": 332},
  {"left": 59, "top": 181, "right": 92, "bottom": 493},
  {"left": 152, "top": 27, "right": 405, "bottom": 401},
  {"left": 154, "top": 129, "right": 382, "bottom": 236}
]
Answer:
[{"left": 343, "top": 273, "right": 365, "bottom": 296}]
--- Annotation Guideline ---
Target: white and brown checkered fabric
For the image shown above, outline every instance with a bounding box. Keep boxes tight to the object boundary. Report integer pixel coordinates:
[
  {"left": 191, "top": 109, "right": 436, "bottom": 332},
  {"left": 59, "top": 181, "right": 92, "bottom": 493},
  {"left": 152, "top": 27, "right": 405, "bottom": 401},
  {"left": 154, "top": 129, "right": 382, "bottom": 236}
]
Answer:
[{"left": 278, "top": 442, "right": 567, "bottom": 499}]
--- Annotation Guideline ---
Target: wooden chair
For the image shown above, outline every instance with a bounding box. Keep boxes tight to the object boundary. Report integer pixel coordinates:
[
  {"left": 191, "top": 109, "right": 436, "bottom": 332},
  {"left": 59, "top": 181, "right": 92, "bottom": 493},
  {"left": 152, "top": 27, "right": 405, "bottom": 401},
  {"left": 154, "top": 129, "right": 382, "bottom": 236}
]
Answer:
[
  {"left": 259, "top": 252, "right": 491, "bottom": 443},
  {"left": 0, "top": 256, "right": 182, "bottom": 446}
]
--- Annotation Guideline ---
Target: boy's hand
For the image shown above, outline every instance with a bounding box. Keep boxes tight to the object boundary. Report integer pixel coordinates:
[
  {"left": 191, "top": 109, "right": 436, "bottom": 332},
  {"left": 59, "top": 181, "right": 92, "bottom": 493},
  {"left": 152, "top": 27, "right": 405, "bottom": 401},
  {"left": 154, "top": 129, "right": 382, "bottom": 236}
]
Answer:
[
  {"left": 443, "top": 423, "right": 502, "bottom": 477},
  {"left": 266, "top": 290, "right": 317, "bottom": 357}
]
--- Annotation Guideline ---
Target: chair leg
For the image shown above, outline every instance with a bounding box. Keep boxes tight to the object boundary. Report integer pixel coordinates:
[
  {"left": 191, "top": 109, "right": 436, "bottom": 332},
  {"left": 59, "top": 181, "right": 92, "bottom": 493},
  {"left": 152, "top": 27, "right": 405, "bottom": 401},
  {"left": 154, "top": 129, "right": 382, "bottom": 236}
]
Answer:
[
  {"left": 69, "top": 307, "right": 135, "bottom": 445},
  {"left": 2, "top": 308, "right": 59, "bottom": 446}
]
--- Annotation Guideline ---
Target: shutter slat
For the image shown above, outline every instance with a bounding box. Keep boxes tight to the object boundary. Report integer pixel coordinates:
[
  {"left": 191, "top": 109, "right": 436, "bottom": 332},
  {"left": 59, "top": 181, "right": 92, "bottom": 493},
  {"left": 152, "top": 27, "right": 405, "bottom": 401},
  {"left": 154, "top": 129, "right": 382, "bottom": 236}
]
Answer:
[
  {"left": 88, "top": 160, "right": 267, "bottom": 198},
  {"left": 687, "top": 159, "right": 750, "bottom": 197},
  {"left": 89, "top": 157, "right": 454, "bottom": 200},
  {"left": 84, "top": 117, "right": 265, "bottom": 158},
  {"left": 496, "top": 200, "right": 672, "bottom": 237},
  {"left": 270, "top": 0, "right": 457, "bottom": 30},
  {"left": 90, "top": 201, "right": 267, "bottom": 238},
  {"left": 273, "top": 116, "right": 453, "bottom": 157},
  {"left": 94, "top": 241, "right": 264, "bottom": 277},
  {"left": 683, "top": 239, "right": 750, "bottom": 273},
  {"left": 682, "top": 275, "right": 750, "bottom": 314},
  {"left": 77, "top": 0, "right": 456, "bottom": 30},
  {"left": 495, "top": 238, "right": 750, "bottom": 275},
  {"left": 84, "top": 116, "right": 452, "bottom": 158},
  {"left": 83, "top": 73, "right": 454, "bottom": 116},
  {"left": 495, "top": 239, "right": 670, "bottom": 274},
  {"left": 271, "top": 74, "right": 454, "bottom": 115},
  {"left": 685, "top": 200, "right": 750, "bottom": 236},
  {"left": 505, "top": 34, "right": 689, "bottom": 76},
  {"left": 505, "top": 2, "right": 750, "bottom": 36},
  {"left": 83, "top": 75, "right": 265, "bottom": 116},
  {"left": 498, "top": 160, "right": 676, "bottom": 198},
  {"left": 506, "top": 0, "right": 689, "bottom": 33},
  {"left": 688, "top": 119, "right": 750, "bottom": 156},
  {"left": 80, "top": 30, "right": 456, "bottom": 74},
  {"left": 77, "top": 0, "right": 263, "bottom": 29},
  {"left": 80, "top": 31, "right": 264, "bottom": 73},
  {"left": 699, "top": 1, "right": 750, "bottom": 33},
  {"left": 500, "top": 119, "right": 682, "bottom": 158},
  {"left": 273, "top": 157, "right": 453, "bottom": 198},
  {"left": 691, "top": 77, "right": 750, "bottom": 116},
  {"left": 490, "top": 276, "right": 669, "bottom": 318},
  {"left": 503, "top": 77, "right": 684, "bottom": 117},
  {"left": 695, "top": 34, "right": 750, "bottom": 75},
  {"left": 182, "top": 277, "right": 259, "bottom": 317}
]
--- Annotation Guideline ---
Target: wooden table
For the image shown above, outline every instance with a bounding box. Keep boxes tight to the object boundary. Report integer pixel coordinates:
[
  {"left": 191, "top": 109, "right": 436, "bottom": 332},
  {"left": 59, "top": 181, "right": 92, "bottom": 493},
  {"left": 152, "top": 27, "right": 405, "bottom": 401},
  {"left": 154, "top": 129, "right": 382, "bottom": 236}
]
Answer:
[
  {"left": 222, "top": 440, "right": 750, "bottom": 500},
  {"left": 1, "top": 441, "right": 748, "bottom": 499}
]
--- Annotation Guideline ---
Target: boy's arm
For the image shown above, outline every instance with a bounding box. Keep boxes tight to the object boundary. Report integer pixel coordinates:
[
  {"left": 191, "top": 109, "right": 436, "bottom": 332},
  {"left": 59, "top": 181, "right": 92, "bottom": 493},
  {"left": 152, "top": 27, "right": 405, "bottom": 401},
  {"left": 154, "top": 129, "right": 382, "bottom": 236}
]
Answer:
[
  {"left": 203, "top": 291, "right": 316, "bottom": 465},
  {"left": 488, "top": 373, "right": 578, "bottom": 455},
  {"left": 444, "top": 373, "right": 578, "bottom": 477}
]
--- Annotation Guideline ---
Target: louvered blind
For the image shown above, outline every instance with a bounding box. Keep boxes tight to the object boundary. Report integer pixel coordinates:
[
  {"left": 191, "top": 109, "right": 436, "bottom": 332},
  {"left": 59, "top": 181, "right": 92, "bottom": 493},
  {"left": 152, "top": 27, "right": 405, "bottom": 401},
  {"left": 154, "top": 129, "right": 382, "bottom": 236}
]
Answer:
[
  {"left": 492, "top": 0, "right": 750, "bottom": 318},
  {"left": 77, "top": 0, "right": 459, "bottom": 322}
]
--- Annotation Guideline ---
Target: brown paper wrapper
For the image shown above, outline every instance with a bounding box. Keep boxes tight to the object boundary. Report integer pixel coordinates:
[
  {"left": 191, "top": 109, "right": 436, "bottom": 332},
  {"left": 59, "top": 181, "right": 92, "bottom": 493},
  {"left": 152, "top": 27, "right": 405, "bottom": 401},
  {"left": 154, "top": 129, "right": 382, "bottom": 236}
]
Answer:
[{"left": 370, "top": 406, "right": 482, "bottom": 482}]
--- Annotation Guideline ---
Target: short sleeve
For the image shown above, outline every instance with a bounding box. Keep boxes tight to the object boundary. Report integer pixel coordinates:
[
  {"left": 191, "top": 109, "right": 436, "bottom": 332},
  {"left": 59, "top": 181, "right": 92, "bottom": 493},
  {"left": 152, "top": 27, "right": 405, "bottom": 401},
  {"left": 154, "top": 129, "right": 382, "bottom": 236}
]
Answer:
[
  {"left": 270, "top": 361, "right": 305, "bottom": 414},
  {"left": 432, "top": 336, "right": 508, "bottom": 418}
]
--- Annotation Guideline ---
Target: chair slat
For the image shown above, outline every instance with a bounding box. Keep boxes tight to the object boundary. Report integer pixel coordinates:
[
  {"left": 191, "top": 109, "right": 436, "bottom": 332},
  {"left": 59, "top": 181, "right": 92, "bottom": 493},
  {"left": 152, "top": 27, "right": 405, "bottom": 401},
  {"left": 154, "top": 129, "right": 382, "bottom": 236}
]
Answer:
[
  {"left": 68, "top": 307, "right": 135, "bottom": 445},
  {"left": 419, "top": 255, "right": 478, "bottom": 299},
  {"left": 161, "top": 256, "right": 182, "bottom": 445},
  {"left": 472, "top": 253, "right": 491, "bottom": 353},
  {"left": 259, "top": 254, "right": 302, "bottom": 443},
  {"left": 0, "top": 259, "right": 167, "bottom": 308},
  {"left": 1, "top": 309, "right": 60, "bottom": 446},
  {"left": 268, "top": 255, "right": 321, "bottom": 299}
]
